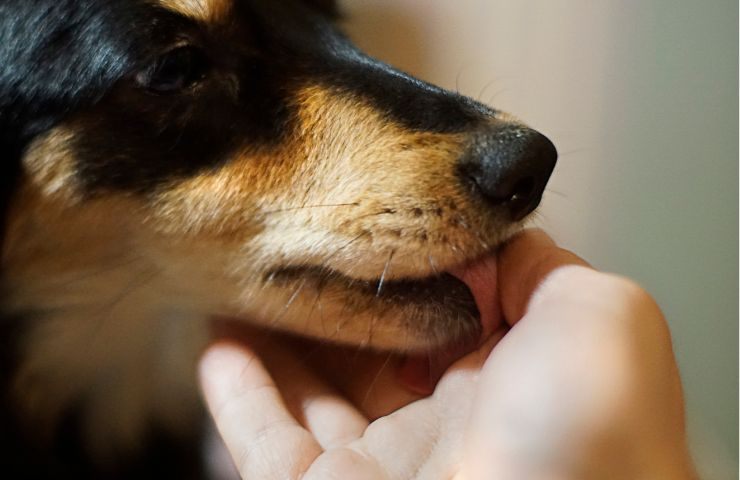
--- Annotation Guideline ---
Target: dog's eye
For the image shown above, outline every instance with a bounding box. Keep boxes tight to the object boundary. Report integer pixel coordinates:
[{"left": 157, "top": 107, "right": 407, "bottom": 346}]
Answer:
[{"left": 137, "top": 46, "right": 208, "bottom": 94}]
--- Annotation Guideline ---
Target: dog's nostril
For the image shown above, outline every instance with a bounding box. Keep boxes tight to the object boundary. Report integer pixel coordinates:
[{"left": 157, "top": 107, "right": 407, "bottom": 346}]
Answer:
[
  {"left": 482, "top": 175, "right": 540, "bottom": 221},
  {"left": 460, "top": 126, "right": 557, "bottom": 221},
  {"left": 509, "top": 177, "right": 536, "bottom": 203}
]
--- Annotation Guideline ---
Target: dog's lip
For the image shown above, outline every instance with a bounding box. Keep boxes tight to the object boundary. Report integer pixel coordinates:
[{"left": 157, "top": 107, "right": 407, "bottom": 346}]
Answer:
[
  {"left": 268, "top": 252, "right": 501, "bottom": 335},
  {"left": 267, "top": 265, "right": 479, "bottom": 311}
]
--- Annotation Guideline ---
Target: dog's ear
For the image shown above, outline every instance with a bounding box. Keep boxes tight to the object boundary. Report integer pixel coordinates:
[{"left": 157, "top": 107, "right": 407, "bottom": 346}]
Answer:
[{"left": 301, "top": 0, "right": 341, "bottom": 19}]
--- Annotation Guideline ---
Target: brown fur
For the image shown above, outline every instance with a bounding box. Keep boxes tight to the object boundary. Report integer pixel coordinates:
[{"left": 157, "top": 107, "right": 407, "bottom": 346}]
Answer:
[{"left": 2, "top": 82, "right": 526, "bottom": 452}]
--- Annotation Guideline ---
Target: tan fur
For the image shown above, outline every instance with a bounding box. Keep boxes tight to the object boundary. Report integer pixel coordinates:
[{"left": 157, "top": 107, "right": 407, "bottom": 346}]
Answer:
[
  {"left": 158, "top": 0, "right": 232, "bottom": 22},
  {"left": 153, "top": 86, "right": 509, "bottom": 278},
  {"left": 3, "top": 85, "right": 521, "bottom": 453},
  {"left": 20, "top": 128, "right": 81, "bottom": 202}
]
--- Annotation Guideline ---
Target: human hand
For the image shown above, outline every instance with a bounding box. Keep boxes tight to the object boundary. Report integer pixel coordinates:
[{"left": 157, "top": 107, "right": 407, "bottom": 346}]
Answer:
[
  {"left": 197, "top": 319, "right": 499, "bottom": 479},
  {"left": 458, "top": 230, "right": 697, "bottom": 480},
  {"left": 199, "top": 230, "right": 696, "bottom": 479}
]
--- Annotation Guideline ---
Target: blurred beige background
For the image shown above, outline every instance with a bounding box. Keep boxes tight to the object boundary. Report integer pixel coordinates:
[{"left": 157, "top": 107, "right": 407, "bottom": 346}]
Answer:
[{"left": 341, "top": 0, "right": 738, "bottom": 477}]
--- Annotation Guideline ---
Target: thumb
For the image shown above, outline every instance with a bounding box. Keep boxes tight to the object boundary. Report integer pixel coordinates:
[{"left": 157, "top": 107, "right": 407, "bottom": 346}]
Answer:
[{"left": 497, "top": 229, "right": 589, "bottom": 325}]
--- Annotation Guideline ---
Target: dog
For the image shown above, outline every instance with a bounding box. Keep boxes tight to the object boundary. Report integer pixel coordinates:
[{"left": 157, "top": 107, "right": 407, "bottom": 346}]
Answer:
[{"left": 0, "top": 0, "right": 557, "bottom": 477}]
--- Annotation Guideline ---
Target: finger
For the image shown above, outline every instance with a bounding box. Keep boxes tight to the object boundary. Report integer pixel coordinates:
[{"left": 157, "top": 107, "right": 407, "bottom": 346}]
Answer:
[
  {"left": 498, "top": 228, "right": 590, "bottom": 324},
  {"left": 252, "top": 339, "right": 370, "bottom": 450},
  {"left": 209, "top": 321, "right": 371, "bottom": 448},
  {"left": 199, "top": 342, "right": 322, "bottom": 479},
  {"left": 304, "top": 401, "right": 452, "bottom": 480}
]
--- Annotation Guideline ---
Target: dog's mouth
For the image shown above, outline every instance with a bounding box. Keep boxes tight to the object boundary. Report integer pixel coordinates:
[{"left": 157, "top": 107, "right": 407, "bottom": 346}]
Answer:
[
  {"left": 266, "top": 251, "right": 501, "bottom": 346},
  {"left": 263, "top": 254, "right": 501, "bottom": 394},
  {"left": 269, "top": 265, "right": 478, "bottom": 315}
]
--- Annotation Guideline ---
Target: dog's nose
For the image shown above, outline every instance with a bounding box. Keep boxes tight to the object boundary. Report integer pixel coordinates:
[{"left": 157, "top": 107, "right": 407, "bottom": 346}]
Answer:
[{"left": 459, "top": 126, "right": 557, "bottom": 221}]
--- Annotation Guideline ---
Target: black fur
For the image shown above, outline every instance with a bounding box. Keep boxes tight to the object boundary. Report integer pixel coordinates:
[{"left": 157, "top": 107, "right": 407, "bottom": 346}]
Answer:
[
  {"left": 0, "top": 0, "right": 497, "bottom": 477},
  {"left": 2, "top": 0, "right": 491, "bottom": 196}
]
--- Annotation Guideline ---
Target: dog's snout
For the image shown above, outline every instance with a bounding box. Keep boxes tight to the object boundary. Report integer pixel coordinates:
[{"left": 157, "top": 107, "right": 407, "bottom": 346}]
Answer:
[{"left": 459, "top": 126, "right": 557, "bottom": 221}]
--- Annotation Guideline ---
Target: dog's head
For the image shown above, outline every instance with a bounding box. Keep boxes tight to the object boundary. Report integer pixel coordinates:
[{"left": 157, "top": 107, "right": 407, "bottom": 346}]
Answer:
[{"left": 1, "top": 0, "right": 556, "bottom": 353}]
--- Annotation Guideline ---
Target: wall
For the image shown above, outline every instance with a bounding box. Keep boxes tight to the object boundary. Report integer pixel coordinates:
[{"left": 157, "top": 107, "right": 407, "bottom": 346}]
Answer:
[{"left": 342, "top": 0, "right": 738, "bottom": 477}]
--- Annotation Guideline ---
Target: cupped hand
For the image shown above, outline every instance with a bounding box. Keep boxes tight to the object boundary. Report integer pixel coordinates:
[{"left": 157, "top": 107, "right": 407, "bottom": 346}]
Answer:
[
  {"left": 199, "top": 230, "right": 697, "bottom": 479},
  {"left": 199, "top": 316, "right": 502, "bottom": 479}
]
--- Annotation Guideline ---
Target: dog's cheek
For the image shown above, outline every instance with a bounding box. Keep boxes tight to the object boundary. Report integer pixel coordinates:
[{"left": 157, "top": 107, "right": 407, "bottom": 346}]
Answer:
[{"left": 147, "top": 174, "right": 265, "bottom": 239}]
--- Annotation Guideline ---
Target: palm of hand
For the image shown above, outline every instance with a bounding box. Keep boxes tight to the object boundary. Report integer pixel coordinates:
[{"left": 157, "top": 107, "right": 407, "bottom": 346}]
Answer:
[{"left": 201, "top": 332, "right": 501, "bottom": 480}]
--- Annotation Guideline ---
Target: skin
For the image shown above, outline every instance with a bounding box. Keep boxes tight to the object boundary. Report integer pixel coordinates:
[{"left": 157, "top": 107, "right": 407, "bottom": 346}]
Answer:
[{"left": 199, "top": 229, "right": 698, "bottom": 479}]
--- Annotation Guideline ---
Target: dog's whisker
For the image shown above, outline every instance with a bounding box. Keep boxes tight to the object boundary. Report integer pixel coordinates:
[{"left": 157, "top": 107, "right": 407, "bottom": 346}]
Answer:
[
  {"left": 376, "top": 250, "right": 394, "bottom": 297},
  {"left": 261, "top": 202, "right": 359, "bottom": 215},
  {"left": 353, "top": 208, "right": 398, "bottom": 221},
  {"left": 526, "top": 210, "right": 546, "bottom": 228},
  {"left": 336, "top": 296, "right": 355, "bottom": 338},
  {"left": 361, "top": 352, "right": 394, "bottom": 409},
  {"left": 427, "top": 253, "right": 440, "bottom": 275},
  {"left": 557, "top": 147, "right": 590, "bottom": 157},
  {"left": 88, "top": 265, "right": 162, "bottom": 340},
  {"left": 259, "top": 231, "right": 369, "bottom": 309},
  {"left": 476, "top": 77, "right": 500, "bottom": 102},
  {"left": 303, "top": 283, "right": 324, "bottom": 336},
  {"left": 366, "top": 306, "right": 379, "bottom": 349},
  {"left": 321, "top": 230, "right": 371, "bottom": 266},
  {"left": 297, "top": 177, "right": 319, "bottom": 210},
  {"left": 37, "top": 255, "right": 144, "bottom": 292},
  {"left": 455, "top": 67, "right": 464, "bottom": 94},
  {"left": 269, "top": 278, "right": 307, "bottom": 328},
  {"left": 545, "top": 188, "right": 568, "bottom": 199},
  {"left": 487, "top": 87, "right": 510, "bottom": 105}
]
